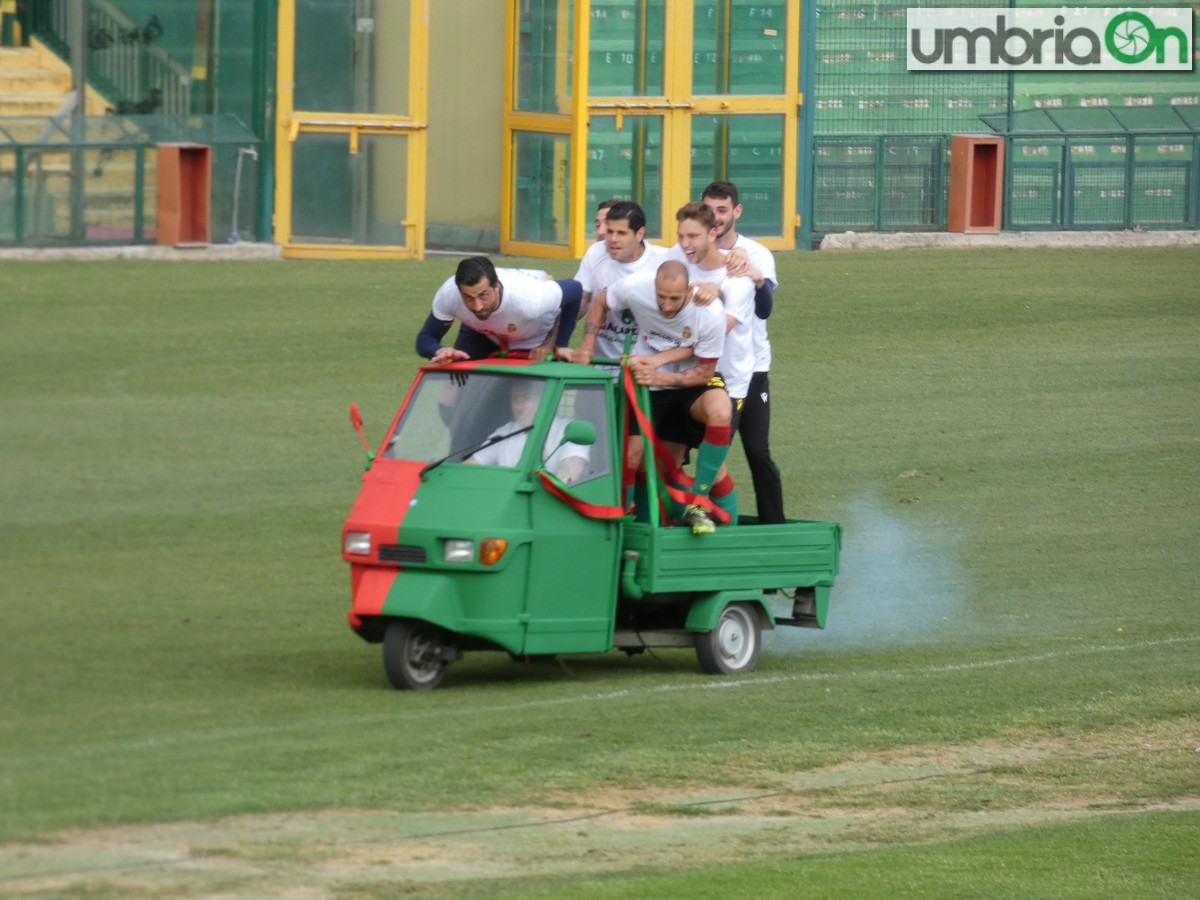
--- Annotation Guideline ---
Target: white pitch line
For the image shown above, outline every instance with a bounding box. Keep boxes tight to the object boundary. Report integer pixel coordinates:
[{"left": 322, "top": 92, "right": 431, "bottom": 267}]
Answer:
[{"left": 31, "top": 634, "right": 1200, "bottom": 763}]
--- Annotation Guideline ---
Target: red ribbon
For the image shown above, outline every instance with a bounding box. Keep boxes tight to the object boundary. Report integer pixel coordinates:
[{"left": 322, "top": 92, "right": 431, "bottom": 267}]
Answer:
[
  {"left": 619, "top": 366, "right": 731, "bottom": 525},
  {"left": 536, "top": 470, "right": 628, "bottom": 520}
]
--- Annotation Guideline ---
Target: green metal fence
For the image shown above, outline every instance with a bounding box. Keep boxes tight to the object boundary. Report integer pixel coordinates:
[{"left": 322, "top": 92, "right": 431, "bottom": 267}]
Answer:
[
  {"left": 0, "top": 113, "right": 259, "bottom": 246},
  {"left": 812, "top": 129, "right": 1200, "bottom": 233},
  {"left": 11, "top": 0, "right": 274, "bottom": 243},
  {"left": 809, "top": 0, "right": 1200, "bottom": 233},
  {"left": 995, "top": 107, "right": 1200, "bottom": 230},
  {"left": 813, "top": 134, "right": 949, "bottom": 231}
]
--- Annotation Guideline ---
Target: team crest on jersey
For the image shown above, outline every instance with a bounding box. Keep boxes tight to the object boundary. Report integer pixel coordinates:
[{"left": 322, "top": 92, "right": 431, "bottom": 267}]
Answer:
[
  {"left": 681, "top": 326, "right": 692, "bottom": 341},
  {"left": 506, "top": 323, "right": 518, "bottom": 333}
]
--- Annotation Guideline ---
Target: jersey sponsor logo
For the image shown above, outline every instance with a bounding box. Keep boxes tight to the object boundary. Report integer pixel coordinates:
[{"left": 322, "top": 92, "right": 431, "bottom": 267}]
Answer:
[
  {"left": 601, "top": 322, "right": 637, "bottom": 337},
  {"left": 643, "top": 328, "right": 689, "bottom": 347}
]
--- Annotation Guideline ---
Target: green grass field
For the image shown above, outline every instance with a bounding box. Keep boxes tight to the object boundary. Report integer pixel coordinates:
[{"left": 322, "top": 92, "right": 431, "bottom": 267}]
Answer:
[{"left": 1, "top": 246, "right": 1197, "bottom": 897}]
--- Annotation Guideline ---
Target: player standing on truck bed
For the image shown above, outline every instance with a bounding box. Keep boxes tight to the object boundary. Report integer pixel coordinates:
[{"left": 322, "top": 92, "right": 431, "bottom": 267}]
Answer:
[
  {"left": 660, "top": 202, "right": 757, "bottom": 527},
  {"left": 701, "top": 181, "right": 785, "bottom": 524},
  {"left": 559, "top": 260, "right": 730, "bottom": 534},
  {"left": 671, "top": 202, "right": 757, "bottom": 430},
  {"left": 416, "top": 256, "right": 583, "bottom": 363}
]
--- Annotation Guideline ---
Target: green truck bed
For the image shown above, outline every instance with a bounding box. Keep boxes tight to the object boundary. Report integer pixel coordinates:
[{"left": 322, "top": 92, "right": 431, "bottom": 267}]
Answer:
[{"left": 620, "top": 517, "right": 841, "bottom": 628}]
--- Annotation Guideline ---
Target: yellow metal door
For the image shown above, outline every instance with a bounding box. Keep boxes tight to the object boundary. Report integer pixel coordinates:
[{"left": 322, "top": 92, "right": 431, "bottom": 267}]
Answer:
[
  {"left": 503, "top": 0, "right": 801, "bottom": 258},
  {"left": 275, "top": 0, "right": 429, "bottom": 259}
]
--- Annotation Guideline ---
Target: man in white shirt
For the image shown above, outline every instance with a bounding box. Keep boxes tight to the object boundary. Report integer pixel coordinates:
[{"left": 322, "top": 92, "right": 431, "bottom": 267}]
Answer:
[
  {"left": 416, "top": 256, "right": 582, "bottom": 362},
  {"left": 701, "top": 181, "right": 785, "bottom": 524},
  {"left": 670, "top": 202, "right": 757, "bottom": 419},
  {"left": 656, "top": 202, "right": 758, "bottom": 528},
  {"left": 561, "top": 259, "right": 730, "bottom": 533},
  {"left": 467, "top": 379, "right": 589, "bottom": 484},
  {"left": 578, "top": 200, "right": 671, "bottom": 360}
]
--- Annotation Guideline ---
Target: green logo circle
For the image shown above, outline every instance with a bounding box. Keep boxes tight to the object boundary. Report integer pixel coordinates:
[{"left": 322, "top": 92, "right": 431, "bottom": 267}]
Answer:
[{"left": 1106, "top": 11, "right": 1157, "bottom": 64}]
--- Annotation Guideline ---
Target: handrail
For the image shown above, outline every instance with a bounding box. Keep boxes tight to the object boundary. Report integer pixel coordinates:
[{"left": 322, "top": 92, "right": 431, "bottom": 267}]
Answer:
[
  {"left": 86, "top": 0, "right": 189, "bottom": 115},
  {"left": 23, "top": 0, "right": 190, "bottom": 115}
]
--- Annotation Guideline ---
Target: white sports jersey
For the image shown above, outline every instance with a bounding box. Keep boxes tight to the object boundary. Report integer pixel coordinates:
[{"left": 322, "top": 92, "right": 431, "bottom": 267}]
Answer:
[
  {"left": 606, "top": 271, "right": 726, "bottom": 390},
  {"left": 431, "top": 269, "right": 563, "bottom": 351},
  {"left": 572, "top": 241, "right": 608, "bottom": 293},
  {"left": 732, "top": 234, "right": 778, "bottom": 373},
  {"left": 681, "top": 261, "right": 756, "bottom": 402},
  {"left": 470, "top": 416, "right": 590, "bottom": 471},
  {"left": 588, "top": 243, "right": 671, "bottom": 359}
]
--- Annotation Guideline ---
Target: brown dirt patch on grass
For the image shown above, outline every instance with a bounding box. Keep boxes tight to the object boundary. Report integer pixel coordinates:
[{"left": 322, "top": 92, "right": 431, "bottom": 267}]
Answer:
[{"left": 3, "top": 723, "right": 1197, "bottom": 898}]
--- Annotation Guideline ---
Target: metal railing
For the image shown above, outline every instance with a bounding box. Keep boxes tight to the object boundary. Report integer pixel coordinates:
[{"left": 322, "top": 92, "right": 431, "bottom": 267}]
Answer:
[
  {"left": 1, "top": 113, "right": 261, "bottom": 247},
  {"left": 23, "top": 0, "right": 190, "bottom": 115},
  {"left": 812, "top": 134, "right": 951, "bottom": 233}
]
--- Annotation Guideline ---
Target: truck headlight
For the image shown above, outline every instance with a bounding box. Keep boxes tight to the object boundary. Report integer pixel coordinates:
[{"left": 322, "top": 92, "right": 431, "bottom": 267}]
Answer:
[
  {"left": 443, "top": 539, "right": 474, "bottom": 563},
  {"left": 344, "top": 531, "right": 372, "bottom": 556}
]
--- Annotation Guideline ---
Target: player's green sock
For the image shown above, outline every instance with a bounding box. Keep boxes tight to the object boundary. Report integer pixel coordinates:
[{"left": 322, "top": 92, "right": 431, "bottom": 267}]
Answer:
[{"left": 693, "top": 425, "right": 732, "bottom": 496}]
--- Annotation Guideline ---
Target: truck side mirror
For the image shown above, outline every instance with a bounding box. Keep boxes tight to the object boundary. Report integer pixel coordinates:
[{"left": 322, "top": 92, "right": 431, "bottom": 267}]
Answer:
[{"left": 561, "top": 419, "right": 596, "bottom": 447}]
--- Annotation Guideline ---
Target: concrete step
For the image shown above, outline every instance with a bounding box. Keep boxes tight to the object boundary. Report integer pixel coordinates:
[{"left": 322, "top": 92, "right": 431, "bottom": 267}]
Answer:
[
  {"left": 0, "top": 40, "right": 110, "bottom": 115},
  {"left": 0, "top": 90, "right": 116, "bottom": 117},
  {"left": 0, "top": 47, "right": 46, "bottom": 70},
  {"left": 0, "top": 93, "right": 71, "bottom": 116},
  {"left": 0, "top": 68, "right": 73, "bottom": 92}
]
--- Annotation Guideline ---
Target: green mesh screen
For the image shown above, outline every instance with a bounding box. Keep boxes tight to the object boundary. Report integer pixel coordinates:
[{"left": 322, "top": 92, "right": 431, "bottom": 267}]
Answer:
[
  {"left": 813, "top": 135, "right": 948, "bottom": 230},
  {"left": 811, "top": 0, "right": 1008, "bottom": 136},
  {"left": 809, "top": 0, "right": 1200, "bottom": 231},
  {"left": 289, "top": 131, "right": 412, "bottom": 247}
]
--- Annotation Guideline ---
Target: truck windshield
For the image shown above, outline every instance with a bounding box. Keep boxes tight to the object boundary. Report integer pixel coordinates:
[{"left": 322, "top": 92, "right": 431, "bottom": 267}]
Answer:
[{"left": 382, "top": 372, "right": 545, "bottom": 467}]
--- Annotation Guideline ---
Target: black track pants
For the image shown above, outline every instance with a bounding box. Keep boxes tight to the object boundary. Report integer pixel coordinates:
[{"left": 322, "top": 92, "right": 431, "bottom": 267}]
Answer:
[{"left": 739, "top": 370, "right": 785, "bottom": 524}]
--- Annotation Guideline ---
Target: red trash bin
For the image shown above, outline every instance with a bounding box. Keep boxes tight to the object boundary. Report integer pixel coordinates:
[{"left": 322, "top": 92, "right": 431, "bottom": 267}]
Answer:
[
  {"left": 947, "top": 135, "right": 1004, "bottom": 234},
  {"left": 156, "top": 143, "right": 212, "bottom": 246}
]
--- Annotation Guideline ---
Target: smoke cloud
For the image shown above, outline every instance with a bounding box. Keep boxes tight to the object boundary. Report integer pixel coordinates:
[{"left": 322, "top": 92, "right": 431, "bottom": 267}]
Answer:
[{"left": 766, "top": 491, "right": 972, "bottom": 653}]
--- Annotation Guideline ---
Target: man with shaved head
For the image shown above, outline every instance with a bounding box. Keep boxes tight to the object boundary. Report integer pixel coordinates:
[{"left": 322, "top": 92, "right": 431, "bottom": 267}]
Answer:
[{"left": 560, "top": 260, "right": 731, "bottom": 533}]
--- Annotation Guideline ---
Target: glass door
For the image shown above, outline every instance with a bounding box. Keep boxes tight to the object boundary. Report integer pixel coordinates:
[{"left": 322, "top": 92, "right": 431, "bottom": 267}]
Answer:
[
  {"left": 275, "top": 0, "right": 429, "bottom": 259},
  {"left": 505, "top": 0, "right": 800, "bottom": 256},
  {"left": 502, "top": 0, "right": 587, "bottom": 258}
]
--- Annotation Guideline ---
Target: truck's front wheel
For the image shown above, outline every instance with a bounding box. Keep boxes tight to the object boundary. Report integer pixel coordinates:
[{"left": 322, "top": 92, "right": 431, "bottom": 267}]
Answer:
[
  {"left": 696, "top": 603, "right": 762, "bottom": 675},
  {"left": 383, "top": 618, "right": 450, "bottom": 690}
]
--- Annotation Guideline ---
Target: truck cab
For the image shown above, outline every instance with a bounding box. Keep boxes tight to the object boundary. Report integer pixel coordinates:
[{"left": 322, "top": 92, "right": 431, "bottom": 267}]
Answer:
[{"left": 343, "top": 359, "right": 840, "bottom": 689}]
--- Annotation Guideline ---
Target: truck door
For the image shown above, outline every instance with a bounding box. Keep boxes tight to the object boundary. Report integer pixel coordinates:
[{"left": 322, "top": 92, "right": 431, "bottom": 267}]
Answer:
[{"left": 521, "top": 380, "right": 623, "bottom": 654}]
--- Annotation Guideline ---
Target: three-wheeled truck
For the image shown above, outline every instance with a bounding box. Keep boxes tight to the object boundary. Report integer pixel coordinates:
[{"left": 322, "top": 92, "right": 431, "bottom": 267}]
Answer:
[{"left": 342, "top": 358, "right": 840, "bottom": 689}]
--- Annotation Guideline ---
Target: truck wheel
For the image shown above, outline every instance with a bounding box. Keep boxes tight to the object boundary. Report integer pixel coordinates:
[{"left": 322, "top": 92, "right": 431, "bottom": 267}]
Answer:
[
  {"left": 383, "top": 619, "right": 449, "bottom": 690},
  {"left": 696, "top": 603, "right": 761, "bottom": 675}
]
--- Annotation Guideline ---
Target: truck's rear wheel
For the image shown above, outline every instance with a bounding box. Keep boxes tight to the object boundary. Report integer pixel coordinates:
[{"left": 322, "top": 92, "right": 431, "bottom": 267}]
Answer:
[
  {"left": 383, "top": 619, "right": 450, "bottom": 690},
  {"left": 696, "top": 603, "right": 761, "bottom": 675}
]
